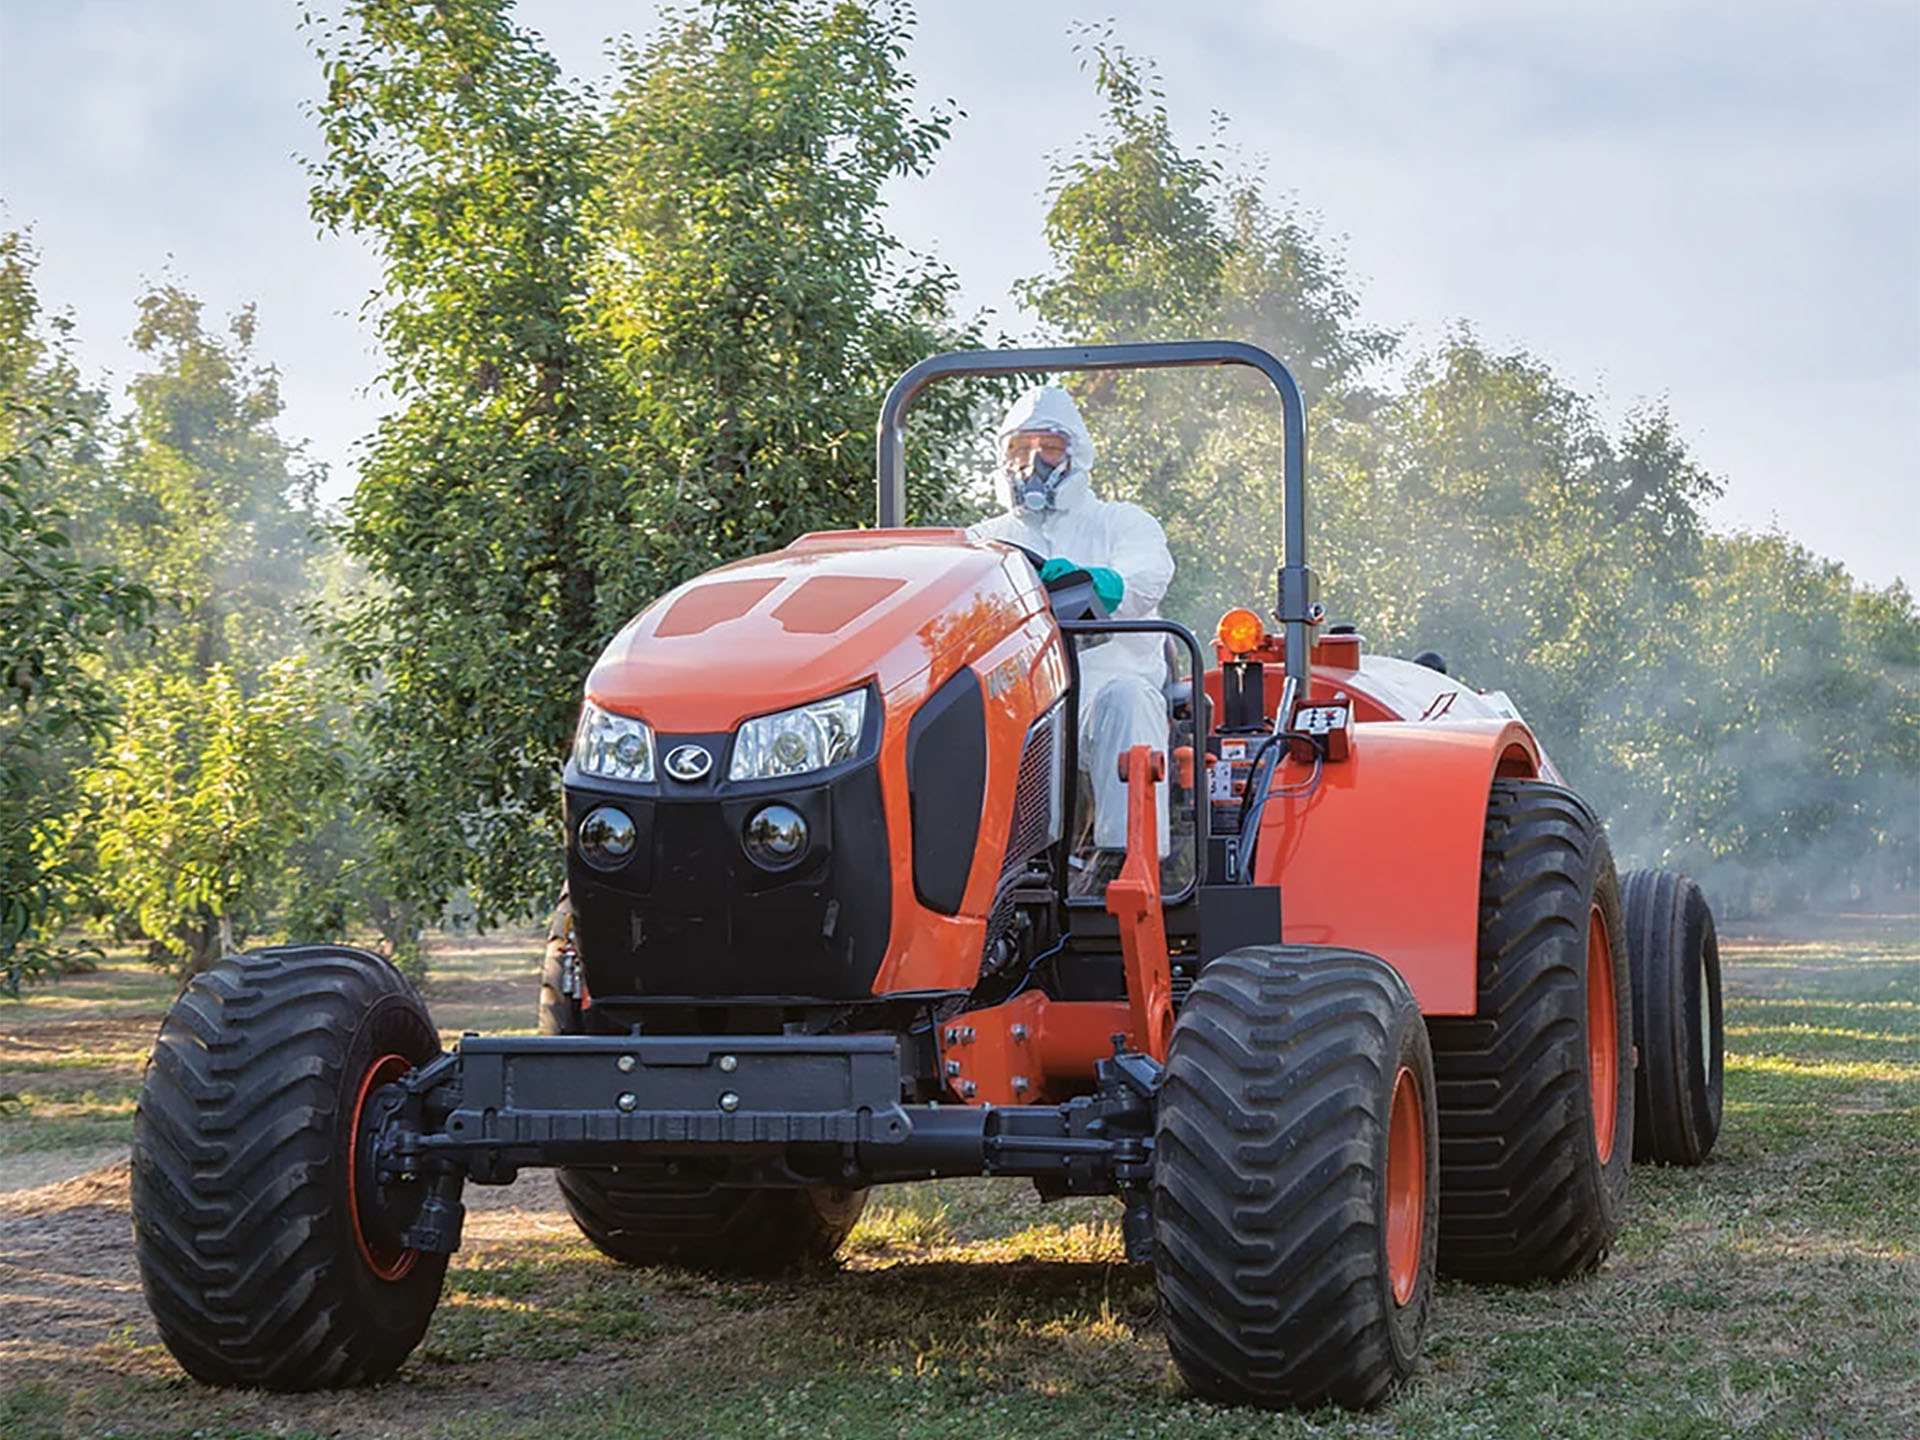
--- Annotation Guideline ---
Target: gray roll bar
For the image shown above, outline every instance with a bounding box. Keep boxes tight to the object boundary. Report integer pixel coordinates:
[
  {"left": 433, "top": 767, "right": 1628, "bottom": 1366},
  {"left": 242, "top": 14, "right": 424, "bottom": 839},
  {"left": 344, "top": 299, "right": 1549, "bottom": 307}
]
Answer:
[{"left": 874, "top": 340, "right": 1317, "bottom": 692}]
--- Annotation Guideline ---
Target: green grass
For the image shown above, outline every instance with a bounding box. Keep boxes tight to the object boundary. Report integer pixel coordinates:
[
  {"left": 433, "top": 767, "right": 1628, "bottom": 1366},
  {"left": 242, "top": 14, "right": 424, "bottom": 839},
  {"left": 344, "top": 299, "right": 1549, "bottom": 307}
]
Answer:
[{"left": 4, "top": 919, "right": 1916, "bottom": 1438}]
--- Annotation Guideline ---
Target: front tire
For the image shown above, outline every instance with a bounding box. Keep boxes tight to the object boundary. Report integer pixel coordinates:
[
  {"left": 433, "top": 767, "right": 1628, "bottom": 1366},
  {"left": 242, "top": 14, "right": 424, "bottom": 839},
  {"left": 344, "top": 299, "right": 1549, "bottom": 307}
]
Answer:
[
  {"left": 1428, "top": 780, "right": 1634, "bottom": 1282},
  {"left": 1622, "top": 869, "right": 1723, "bottom": 1165},
  {"left": 539, "top": 892, "right": 868, "bottom": 1275},
  {"left": 131, "top": 945, "right": 448, "bottom": 1389},
  {"left": 1153, "top": 947, "right": 1438, "bottom": 1410}
]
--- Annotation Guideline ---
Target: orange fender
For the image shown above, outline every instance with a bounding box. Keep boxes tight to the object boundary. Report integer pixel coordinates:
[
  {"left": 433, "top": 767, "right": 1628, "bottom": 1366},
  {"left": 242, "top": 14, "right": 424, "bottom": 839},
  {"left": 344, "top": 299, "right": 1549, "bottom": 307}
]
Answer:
[{"left": 1249, "top": 719, "right": 1541, "bottom": 1015}]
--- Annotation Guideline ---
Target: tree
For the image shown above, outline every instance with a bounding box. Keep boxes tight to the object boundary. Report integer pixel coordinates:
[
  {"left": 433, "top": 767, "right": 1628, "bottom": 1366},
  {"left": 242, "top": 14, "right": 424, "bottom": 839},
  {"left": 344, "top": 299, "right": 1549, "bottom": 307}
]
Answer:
[
  {"left": 0, "top": 409, "right": 153, "bottom": 994},
  {"left": 595, "top": 0, "right": 990, "bottom": 600},
  {"left": 1027, "top": 52, "right": 1919, "bottom": 913},
  {"left": 0, "top": 234, "right": 154, "bottom": 994},
  {"left": 73, "top": 660, "right": 343, "bottom": 976},
  {"left": 57, "top": 285, "right": 342, "bottom": 977},
  {"left": 99, "top": 286, "right": 326, "bottom": 677},
  {"left": 1020, "top": 40, "right": 1395, "bottom": 628},
  {"left": 1586, "top": 534, "right": 1920, "bottom": 911},
  {"left": 308, "top": 0, "right": 986, "bottom": 926}
]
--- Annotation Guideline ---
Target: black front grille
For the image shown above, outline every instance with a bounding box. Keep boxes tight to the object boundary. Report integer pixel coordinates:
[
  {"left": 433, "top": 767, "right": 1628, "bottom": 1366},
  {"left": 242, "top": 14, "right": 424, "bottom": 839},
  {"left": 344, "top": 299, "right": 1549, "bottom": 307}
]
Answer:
[
  {"left": 565, "top": 762, "right": 891, "bottom": 1002},
  {"left": 1001, "top": 701, "right": 1064, "bottom": 882},
  {"left": 980, "top": 702, "right": 1066, "bottom": 974}
]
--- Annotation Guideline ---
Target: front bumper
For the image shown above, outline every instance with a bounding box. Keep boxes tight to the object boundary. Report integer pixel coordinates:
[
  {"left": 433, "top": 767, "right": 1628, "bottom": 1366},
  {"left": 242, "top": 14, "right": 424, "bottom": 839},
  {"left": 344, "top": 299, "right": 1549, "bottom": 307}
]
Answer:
[
  {"left": 373, "top": 1033, "right": 1162, "bottom": 1254},
  {"left": 435, "top": 1034, "right": 912, "bottom": 1161}
]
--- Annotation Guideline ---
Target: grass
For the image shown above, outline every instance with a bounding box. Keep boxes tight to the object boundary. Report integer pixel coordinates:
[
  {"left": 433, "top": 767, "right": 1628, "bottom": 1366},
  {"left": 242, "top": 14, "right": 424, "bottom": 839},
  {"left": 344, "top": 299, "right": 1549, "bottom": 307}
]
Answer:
[{"left": 3, "top": 917, "right": 1915, "bottom": 1438}]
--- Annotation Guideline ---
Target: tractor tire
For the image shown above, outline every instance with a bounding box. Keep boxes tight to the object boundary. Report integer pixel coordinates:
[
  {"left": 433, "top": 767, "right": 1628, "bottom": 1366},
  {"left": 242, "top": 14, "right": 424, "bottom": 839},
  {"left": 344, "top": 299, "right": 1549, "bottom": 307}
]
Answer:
[
  {"left": 1621, "top": 869, "right": 1723, "bottom": 1166},
  {"left": 131, "top": 945, "right": 447, "bottom": 1389},
  {"left": 538, "top": 892, "right": 869, "bottom": 1275},
  {"left": 556, "top": 1165, "right": 869, "bottom": 1275},
  {"left": 1153, "top": 947, "right": 1438, "bottom": 1410},
  {"left": 1427, "top": 780, "right": 1633, "bottom": 1283}
]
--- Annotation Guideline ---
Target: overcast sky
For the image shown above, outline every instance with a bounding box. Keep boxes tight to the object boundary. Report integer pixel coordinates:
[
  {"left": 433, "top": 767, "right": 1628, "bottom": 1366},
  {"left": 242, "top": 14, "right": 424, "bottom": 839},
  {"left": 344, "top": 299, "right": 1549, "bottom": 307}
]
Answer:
[{"left": 2, "top": 0, "right": 1915, "bottom": 587}]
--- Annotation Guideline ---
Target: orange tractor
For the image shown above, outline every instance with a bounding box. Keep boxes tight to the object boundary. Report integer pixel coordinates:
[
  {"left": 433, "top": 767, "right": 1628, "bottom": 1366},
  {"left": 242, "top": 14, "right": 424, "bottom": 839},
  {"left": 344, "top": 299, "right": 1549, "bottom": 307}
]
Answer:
[{"left": 130, "top": 343, "right": 1724, "bottom": 1409}]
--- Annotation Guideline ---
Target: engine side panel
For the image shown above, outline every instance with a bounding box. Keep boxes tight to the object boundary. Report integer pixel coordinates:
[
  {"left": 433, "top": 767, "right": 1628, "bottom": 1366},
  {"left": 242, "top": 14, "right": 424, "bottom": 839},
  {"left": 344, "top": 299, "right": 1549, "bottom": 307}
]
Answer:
[
  {"left": 1248, "top": 718, "right": 1543, "bottom": 1015},
  {"left": 871, "top": 597, "right": 1069, "bottom": 994}
]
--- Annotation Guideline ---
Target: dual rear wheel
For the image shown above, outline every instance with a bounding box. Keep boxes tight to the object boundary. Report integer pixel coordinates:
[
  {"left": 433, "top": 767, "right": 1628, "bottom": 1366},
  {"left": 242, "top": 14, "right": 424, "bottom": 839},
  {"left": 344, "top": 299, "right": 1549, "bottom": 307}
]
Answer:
[
  {"left": 1622, "top": 868, "right": 1723, "bottom": 1166},
  {"left": 1427, "top": 780, "right": 1635, "bottom": 1281},
  {"left": 1155, "top": 779, "right": 1643, "bottom": 1408}
]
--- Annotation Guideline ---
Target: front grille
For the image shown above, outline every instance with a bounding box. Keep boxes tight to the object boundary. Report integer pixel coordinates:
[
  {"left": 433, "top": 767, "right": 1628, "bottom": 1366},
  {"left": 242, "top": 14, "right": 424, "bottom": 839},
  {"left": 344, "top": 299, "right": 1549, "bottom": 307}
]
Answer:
[{"left": 1001, "top": 701, "right": 1064, "bottom": 882}]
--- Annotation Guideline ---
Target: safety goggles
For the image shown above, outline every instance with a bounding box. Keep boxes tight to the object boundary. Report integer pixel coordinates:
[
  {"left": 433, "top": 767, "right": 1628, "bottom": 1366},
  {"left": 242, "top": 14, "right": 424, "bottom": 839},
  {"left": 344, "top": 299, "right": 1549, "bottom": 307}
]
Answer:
[{"left": 1002, "top": 430, "right": 1070, "bottom": 474}]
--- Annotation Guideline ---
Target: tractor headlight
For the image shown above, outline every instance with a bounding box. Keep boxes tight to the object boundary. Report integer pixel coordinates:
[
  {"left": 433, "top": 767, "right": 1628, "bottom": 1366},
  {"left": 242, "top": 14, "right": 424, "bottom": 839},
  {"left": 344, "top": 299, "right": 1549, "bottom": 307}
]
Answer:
[
  {"left": 729, "top": 689, "right": 867, "bottom": 781},
  {"left": 573, "top": 698, "right": 655, "bottom": 783}
]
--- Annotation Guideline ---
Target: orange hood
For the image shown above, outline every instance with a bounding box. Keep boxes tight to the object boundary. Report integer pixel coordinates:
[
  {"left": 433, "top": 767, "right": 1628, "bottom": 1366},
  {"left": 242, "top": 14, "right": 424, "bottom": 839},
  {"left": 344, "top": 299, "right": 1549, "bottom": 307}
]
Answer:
[{"left": 583, "top": 529, "right": 1042, "bottom": 734}]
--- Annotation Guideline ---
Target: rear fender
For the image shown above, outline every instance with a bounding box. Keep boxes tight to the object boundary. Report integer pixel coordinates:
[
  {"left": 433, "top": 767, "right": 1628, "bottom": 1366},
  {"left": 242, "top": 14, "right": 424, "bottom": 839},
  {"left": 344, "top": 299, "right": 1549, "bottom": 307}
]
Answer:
[{"left": 1249, "top": 719, "right": 1541, "bottom": 1015}]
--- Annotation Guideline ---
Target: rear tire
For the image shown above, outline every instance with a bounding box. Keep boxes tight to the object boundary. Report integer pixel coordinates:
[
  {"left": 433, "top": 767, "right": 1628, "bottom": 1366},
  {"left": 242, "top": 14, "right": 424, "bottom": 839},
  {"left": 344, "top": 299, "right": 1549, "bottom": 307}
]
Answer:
[
  {"left": 131, "top": 945, "right": 447, "bottom": 1389},
  {"left": 539, "top": 892, "right": 868, "bottom": 1275},
  {"left": 1622, "top": 869, "right": 1723, "bottom": 1165},
  {"left": 1428, "top": 781, "right": 1633, "bottom": 1282},
  {"left": 1153, "top": 947, "right": 1438, "bottom": 1410}
]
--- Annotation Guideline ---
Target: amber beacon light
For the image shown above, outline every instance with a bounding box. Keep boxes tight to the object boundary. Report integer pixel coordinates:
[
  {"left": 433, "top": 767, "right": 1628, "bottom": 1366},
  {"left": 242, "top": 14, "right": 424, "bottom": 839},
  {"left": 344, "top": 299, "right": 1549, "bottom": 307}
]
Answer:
[{"left": 1217, "top": 607, "right": 1267, "bottom": 657}]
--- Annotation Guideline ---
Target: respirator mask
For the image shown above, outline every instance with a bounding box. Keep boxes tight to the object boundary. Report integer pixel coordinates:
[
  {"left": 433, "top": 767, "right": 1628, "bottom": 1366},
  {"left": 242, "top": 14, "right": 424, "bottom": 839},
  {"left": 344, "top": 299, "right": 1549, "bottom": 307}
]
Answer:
[{"left": 1005, "top": 431, "right": 1072, "bottom": 513}]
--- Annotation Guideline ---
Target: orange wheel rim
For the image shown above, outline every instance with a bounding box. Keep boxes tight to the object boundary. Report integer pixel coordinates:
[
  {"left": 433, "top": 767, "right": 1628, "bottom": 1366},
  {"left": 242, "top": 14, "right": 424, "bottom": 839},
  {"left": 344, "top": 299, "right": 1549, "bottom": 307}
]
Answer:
[
  {"left": 1586, "top": 905, "right": 1619, "bottom": 1164},
  {"left": 348, "top": 1052, "right": 418, "bottom": 1282},
  {"left": 1385, "top": 1064, "right": 1425, "bottom": 1306}
]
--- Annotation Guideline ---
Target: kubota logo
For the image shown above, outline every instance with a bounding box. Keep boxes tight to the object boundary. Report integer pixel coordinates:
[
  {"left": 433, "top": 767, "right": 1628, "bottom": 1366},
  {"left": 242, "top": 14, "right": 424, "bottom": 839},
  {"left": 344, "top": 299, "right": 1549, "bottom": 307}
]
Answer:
[{"left": 664, "top": 744, "right": 713, "bottom": 781}]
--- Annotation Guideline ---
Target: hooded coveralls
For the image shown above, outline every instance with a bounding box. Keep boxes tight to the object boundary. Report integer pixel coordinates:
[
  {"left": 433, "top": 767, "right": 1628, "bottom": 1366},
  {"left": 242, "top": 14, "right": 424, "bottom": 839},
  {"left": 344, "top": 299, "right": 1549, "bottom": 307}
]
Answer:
[{"left": 968, "top": 386, "right": 1176, "bottom": 853}]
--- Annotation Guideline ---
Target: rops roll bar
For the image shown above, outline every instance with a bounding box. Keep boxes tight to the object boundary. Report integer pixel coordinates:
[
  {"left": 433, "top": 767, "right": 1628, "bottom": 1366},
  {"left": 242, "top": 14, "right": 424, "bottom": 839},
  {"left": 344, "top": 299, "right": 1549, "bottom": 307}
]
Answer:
[{"left": 874, "top": 340, "right": 1319, "bottom": 692}]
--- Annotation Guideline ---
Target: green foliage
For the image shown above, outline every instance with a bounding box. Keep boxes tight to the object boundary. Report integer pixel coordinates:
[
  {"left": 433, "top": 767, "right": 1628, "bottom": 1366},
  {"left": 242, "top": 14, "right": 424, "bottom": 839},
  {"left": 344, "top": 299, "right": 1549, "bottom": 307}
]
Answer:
[
  {"left": 308, "top": 0, "right": 986, "bottom": 926},
  {"left": 594, "top": 0, "right": 990, "bottom": 596},
  {"left": 0, "top": 231, "right": 157, "bottom": 997},
  {"left": 71, "top": 660, "right": 344, "bottom": 977},
  {"left": 1020, "top": 40, "right": 1395, "bottom": 626},
  {"left": 1031, "top": 46, "right": 1918, "bottom": 912},
  {"left": 1308, "top": 334, "right": 1919, "bottom": 909},
  {"left": 306, "top": 0, "right": 641, "bottom": 926},
  {"left": 0, "top": 410, "right": 155, "bottom": 995},
  {"left": 99, "top": 285, "right": 326, "bottom": 676},
  {"left": 0, "top": 231, "right": 111, "bottom": 461},
  {"left": 1588, "top": 535, "right": 1920, "bottom": 909}
]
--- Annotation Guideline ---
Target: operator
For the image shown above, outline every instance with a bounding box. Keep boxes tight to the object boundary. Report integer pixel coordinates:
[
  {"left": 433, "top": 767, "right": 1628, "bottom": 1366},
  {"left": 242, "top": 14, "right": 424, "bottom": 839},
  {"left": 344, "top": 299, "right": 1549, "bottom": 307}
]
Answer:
[{"left": 968, "top": 384, "right": 1176, "bottom": 860}]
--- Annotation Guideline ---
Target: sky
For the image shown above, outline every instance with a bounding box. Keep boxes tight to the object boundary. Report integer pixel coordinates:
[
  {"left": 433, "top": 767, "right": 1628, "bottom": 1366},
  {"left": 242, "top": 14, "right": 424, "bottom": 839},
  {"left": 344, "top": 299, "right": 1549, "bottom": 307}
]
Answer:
[{"left": 2, "top": 0, "right": 1916, "bottom": 588}]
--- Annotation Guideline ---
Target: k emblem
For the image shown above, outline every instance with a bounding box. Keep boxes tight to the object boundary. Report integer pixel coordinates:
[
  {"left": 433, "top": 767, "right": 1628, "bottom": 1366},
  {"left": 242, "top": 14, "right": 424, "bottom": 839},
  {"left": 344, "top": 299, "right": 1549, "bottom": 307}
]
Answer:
[{"left": 664, "top": 744, "right": 713, "bottom": 781}]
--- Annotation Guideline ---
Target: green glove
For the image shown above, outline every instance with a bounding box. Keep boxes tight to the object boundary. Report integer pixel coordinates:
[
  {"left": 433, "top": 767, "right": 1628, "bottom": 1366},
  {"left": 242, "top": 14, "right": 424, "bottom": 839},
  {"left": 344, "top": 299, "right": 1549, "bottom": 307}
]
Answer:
[
  {"left": 1038, "top": 557, "right": 1125, "bottom": 613},
  {"left": 1085, "top": 565, "right": 1124, "bottom": 613}
]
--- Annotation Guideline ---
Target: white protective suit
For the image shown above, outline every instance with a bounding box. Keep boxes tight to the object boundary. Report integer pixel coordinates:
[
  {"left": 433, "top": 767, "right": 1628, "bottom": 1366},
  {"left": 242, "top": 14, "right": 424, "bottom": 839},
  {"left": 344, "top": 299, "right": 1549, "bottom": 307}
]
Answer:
[{"left": 968, "top": 386, "right": 1176, "bottom": 853}]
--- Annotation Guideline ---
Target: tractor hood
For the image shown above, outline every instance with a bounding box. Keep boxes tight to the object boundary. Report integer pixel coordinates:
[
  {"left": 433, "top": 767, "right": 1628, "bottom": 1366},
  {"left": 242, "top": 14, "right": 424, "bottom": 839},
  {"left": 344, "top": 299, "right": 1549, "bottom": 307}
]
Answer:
[{"left": 583, "top": 529, "right": 1041, "bottom": 734}]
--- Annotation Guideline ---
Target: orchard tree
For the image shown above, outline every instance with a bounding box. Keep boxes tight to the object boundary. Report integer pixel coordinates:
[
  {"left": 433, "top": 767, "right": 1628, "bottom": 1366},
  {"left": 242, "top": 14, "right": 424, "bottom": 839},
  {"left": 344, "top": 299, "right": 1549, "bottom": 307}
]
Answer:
[
  {"left": 1023, "top": 45, "right": 1920, "bottom": 910},
  {"left": 0, "top": 236, "right": 153, "bottom": 994},
  {"left": 101, "top": 286, "right": 325, "bottom": 677},
  {"left": 73, "top": 660, "right": 343, "bottom": 976},
  {"left": 1586, "top": 533, "right": 1920, "bottom": 910},
  {"left": 58, "top": 285, "right": 345, "bottom": 976},
  {"left": 1, "top": 412, "right": 154, "bottom": 993},
  {"left": 309, "top": 0, "right": 986, "bottom": 926},
  {"left": 594, "top": 0, "right": 990, "bottom": 606},
  {"left": 308, "top": 0, "right": 640, "bottom": 924},
  {"left": 1021, "top": 40, "right": 1394, "bottom": 628}
]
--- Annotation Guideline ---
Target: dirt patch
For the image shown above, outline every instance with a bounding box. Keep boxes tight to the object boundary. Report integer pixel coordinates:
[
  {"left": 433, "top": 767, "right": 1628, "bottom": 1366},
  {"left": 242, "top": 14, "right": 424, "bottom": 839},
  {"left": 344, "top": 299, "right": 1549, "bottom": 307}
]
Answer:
[
  {"left": 0, "top": 1155, "right": 611, "bottom": 1439},
  {"left": 0, "top": 1144, "right": 130, "bottom": 1194},
  {"left": 0, "top": 1017, "right": 157, "bottom": 1054},
  {"left": 0, "top": 1160, "right": 150, "bottom": 1379}
]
